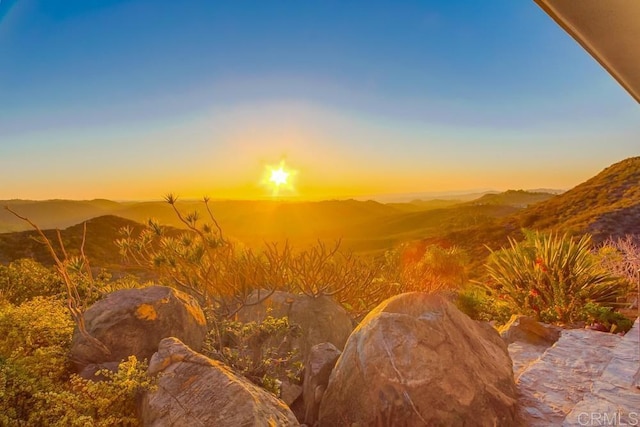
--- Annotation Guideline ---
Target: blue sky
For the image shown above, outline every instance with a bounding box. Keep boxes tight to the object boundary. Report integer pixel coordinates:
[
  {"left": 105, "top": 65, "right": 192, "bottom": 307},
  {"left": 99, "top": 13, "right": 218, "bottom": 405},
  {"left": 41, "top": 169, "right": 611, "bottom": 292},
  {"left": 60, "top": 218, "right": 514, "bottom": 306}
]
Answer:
[{"left": 0, "top": 0, "right": 638, "bottom": 200}]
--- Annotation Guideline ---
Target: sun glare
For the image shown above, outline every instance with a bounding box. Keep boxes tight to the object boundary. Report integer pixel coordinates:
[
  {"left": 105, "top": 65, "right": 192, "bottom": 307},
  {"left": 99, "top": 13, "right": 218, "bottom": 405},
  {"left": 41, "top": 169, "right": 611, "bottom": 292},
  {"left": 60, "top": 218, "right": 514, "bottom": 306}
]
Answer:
[
  {"left": 269, "top": 167, "right": 289, "bottom": 186},
  {"left": 262, "top": 160, "right": 297, "bottom": 197}
]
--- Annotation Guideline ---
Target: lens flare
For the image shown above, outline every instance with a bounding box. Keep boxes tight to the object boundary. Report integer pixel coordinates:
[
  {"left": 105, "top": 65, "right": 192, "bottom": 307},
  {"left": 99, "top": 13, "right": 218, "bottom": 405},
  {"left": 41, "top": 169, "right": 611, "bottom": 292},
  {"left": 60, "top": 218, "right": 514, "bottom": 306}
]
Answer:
[{"left": 262, "top": 160, "right": 297, "bottom": 197}]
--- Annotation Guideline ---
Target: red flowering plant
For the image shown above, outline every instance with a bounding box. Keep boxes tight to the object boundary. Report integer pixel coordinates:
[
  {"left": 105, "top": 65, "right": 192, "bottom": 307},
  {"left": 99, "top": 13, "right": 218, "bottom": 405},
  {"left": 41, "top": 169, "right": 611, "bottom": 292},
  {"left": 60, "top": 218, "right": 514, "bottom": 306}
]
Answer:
[{"left": 483, "top": 230, "right": 628, "bottom": 324}]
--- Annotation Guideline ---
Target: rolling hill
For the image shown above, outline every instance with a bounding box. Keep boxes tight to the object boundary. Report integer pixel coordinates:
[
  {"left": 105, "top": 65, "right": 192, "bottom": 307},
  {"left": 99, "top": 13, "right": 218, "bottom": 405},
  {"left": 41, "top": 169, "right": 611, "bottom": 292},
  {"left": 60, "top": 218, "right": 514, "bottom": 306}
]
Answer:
[
  {"left": 0, "top": 190, "right": 559, "bottom": 267},
  {"left": 420, "top": 157, "right": 640, "bottom": 272},
  {"left": 512, "top": 157, "right": 640, "bottom": 241},
  {"left": 0, "top": 215, "right": 144, "bottom": 267},
  {"left": 466, "top": 190, "right": 556, "bottom": 208},
  {"left": 0, "top": 199, "right": 121, "bottom": 232}
]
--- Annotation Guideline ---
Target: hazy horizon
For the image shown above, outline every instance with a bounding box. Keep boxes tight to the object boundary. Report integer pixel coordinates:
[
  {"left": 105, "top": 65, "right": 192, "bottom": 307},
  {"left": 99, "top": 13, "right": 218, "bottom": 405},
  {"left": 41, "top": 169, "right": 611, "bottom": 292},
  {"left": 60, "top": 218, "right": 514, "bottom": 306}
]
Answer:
[
  {"left": 1, "top": 1, "right": 638, "bottom": 201},
  {"left": 1, "top": 186, "right": 566, "bottom": 204}
]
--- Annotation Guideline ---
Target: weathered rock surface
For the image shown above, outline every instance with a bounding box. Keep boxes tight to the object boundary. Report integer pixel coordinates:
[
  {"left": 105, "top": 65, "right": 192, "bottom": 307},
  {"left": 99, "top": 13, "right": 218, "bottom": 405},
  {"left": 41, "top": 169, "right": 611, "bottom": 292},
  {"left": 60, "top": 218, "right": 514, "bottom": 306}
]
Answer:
[
  {"left": 508, "top": 341, "right": 548, "bottom": 378},
  {"left": 500, "top": 315, "right": 561, "bottom": 346},
  {"left": 70, "top": 286, "right": 207, "bottom": 373},
  {"left": 504, "top": 315, "right": 562, "bottom": 378},
  {"left": 141, "top": 337, "right": 299, "bottom": 427},
  {"left": 236, "top": 290, "right": 353, "bottom": 360},
  {"left": 281, "top": 380, "right": 303, "bottom": 407},
  {"left": 524, "top": 317, "right": 639, "bottom": 427},
  {"left": 303, "top": 342, "right": 341, "bottom": 426},
  {"left": 317, "top": 292, "right": 520, "bottom": 427},
  {"left": 517, "top": 328, "right": 623, "bottom": 426}
]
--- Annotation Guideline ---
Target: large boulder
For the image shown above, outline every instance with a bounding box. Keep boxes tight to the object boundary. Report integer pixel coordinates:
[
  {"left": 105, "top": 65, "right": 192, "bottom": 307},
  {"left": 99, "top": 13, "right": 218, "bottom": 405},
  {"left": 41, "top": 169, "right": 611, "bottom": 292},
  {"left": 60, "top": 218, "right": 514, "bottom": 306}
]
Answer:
[
  {"left": 318, "top": 292, "right": 520, "bottom": 426},
  {"left": 141, "top": 337, "right": 299, "bottom": 426},
  {"left": 70, "top": 286, "right": 207, "bottom": 375},
  {"left": 236, "top": 290, "right": 353, "bottom": 360}
]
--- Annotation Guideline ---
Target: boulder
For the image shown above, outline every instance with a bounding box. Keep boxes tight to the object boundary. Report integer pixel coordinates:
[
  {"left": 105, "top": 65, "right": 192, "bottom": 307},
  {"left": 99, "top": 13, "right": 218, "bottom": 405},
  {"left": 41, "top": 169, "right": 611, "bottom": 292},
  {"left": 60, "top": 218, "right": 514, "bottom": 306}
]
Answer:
[
  {"left": 303, "top": 342, "right": 342, "bottom": 426},
  {"left": 236, "top": 290, "right": 353, "bottom": 360},
  {"left": 281, "top": 380, "right": 303, "bottom": 407},
  {"left": 141, "top": 337, "right": 299, "bottom": 426},
  {"left": 318, "top": 292, "right": 520, "bottom": 427},
  {"left": 500, "top": 315, "right": 561, "bottom": 346},
  {"left": 70, "top": 286, "right": 207, "bottom": 373}
]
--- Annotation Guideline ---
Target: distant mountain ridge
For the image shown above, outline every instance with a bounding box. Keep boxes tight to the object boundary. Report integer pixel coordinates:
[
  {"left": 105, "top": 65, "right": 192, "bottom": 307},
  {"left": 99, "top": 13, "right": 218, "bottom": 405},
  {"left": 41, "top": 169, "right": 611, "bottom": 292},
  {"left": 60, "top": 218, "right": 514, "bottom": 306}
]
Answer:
[
  {"left": 514, "top": 156, "right": 640, "bottom": 240},
  {"left": 2, "top": 157, "right": 638, "bottom": 274},
  {"left": 466, "top": 190, "right": 556, "bottom": 208},
  {"left": 1, "top": 189, "right": 558, "bottom": 264},
  {"left": 3, "top": 154, "right": 637, "bottom": 255}
]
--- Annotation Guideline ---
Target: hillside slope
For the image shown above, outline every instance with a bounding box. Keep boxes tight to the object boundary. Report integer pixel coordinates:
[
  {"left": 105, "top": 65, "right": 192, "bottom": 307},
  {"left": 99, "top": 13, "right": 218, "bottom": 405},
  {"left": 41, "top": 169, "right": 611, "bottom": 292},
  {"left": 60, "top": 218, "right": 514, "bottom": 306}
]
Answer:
[
  {"left": 0, "top": 215, "right": 144, "bottom": 267},
  {"left": 513, "top": 157, "right": 640, "bottom": 240},
  {"left": 0, "top": 199, "right": 120, "bottom": 232},
  {"left": 467, "top": 190, "right": 557, "bottom": 208}
]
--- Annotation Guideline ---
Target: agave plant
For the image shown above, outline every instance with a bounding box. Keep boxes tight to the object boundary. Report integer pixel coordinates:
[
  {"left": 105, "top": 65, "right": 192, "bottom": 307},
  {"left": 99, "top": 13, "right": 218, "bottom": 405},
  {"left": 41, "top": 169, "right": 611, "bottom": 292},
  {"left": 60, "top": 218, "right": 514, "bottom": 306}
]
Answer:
[{"left": 485, "top": 231, "right": 628, "bottom": 323}]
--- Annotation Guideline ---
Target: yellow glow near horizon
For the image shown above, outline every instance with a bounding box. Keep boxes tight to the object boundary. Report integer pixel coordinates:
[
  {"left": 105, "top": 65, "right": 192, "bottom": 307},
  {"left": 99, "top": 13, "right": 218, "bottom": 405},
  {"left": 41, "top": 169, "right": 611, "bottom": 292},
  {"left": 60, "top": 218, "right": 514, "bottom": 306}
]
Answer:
[{"left": 262, "top": 160, "right": 297, "bottom": 197}]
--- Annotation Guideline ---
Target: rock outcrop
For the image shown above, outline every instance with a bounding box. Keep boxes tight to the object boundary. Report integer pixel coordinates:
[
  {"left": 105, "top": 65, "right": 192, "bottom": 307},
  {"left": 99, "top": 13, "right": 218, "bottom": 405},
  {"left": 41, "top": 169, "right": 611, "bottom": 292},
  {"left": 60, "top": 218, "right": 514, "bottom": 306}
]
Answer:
[
  {"left": 564, "top": 318, "right": 640, "bottom": 426},
  {"left": 500, "top": 315, "right": 562, "bottom": 345},
  {"left": 70, "top": 286, "right": 207, "bottom": 375},
  {"left": 236, "top": 290, "right": 353, "bottom": 360},
  {"left": 502, "top": 315, "right": 563, "bottom": 378},
  {"left": 318, "top": 292, "right": 520, "bottom": 426},
  {"left": 140, "top": 337, "right": 299, "bottom": 426},
  {"left": 516, "top": 327, "right": 629, "bottom": 426},
  {"left": 500, "top": 315, "right": 561, "bottom": 346},
  {"left": 302, "top": 342, "right": 342, "bottom": 425}
]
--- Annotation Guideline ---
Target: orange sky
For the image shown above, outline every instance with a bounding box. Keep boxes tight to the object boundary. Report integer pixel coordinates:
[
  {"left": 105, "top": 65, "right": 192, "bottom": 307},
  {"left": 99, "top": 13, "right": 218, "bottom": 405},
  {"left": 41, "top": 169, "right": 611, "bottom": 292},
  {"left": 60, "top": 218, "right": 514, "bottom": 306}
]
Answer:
[
  {"left": 1, "top": 100, "right": 637, "bottom": 201},
  {"left": 2, "top": 2, "right": 639, "bottom": 201}
]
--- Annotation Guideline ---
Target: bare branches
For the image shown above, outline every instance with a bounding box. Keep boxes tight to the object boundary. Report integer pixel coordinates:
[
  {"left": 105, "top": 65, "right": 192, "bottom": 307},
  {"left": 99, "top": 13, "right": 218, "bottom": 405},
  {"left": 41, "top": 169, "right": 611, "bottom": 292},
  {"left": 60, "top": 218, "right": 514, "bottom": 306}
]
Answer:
[
  {"left": 5, "top": 206, "right": 65, "bottom": 266},
  {"left": 3, "top": 205, "right": 110, "bottom": 356},
  {"left": 118, "top": 195, "right": 468, "bottom": 321},
  {"left": 598, "top": 235, "right": 640, "bottom": 311},
  {"left": 117, "top": 196, "right": 385, "bottom": 318},
  {"left": 599, "top": 235, "right": 640, "bottom": 282},
  {"left": 203, "top": 196, "right": 224, "bottom": 240},
  {"left": 118, "top": 196, "right": 269, "bottom": 317}
]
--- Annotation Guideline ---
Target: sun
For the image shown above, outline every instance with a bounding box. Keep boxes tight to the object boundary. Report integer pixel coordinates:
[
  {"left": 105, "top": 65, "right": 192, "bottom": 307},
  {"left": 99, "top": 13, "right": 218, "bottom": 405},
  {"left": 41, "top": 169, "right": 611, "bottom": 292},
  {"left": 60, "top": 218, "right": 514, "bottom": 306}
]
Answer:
[
  {"left": 269, "top": 167, "right": 289, "bottom": 186},
  {"left": 262, "top": 160, "right": 297, "bottom": 197}
]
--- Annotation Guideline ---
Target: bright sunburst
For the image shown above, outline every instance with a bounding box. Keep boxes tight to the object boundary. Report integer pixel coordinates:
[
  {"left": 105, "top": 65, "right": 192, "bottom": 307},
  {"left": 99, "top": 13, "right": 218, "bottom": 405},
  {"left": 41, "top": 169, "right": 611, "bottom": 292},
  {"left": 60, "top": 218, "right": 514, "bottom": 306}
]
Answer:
[
  {"left": 269, "top": 167, "right": 289, "bottom": 186},
  {"left": 262, "top": 160, "right": 297, "bottom": 197}
]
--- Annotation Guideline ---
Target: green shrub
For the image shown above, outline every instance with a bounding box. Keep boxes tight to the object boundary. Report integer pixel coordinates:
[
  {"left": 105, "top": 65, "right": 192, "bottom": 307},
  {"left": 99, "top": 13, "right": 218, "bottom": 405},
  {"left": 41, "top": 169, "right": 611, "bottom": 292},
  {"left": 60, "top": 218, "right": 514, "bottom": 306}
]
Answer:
[
  {"left": 201, "top": 313, "right": 303, "bottom": 396},
  {"left": 31, "top": 356, "right": 152, "bottom": 427},
  {"left": 0, "top": 298, "right": 152, "bottom": 426},
  {"left": 1, "top": 355, "right": 152, "bottom": 427},
  {"left": 0, "top": 297, "right": 74, "bottom": 370},
  {"left": 456, "top": 286, "right": 512, "bottom": 324},
  {"left": 484, "top": 231, "right": 629, "bottom": 323},
  {"left": 581, "top": 302, "right": 634, "bottom": 333},
  {"left": 0, "top": 259, "right": 64, "bottom": 304}
]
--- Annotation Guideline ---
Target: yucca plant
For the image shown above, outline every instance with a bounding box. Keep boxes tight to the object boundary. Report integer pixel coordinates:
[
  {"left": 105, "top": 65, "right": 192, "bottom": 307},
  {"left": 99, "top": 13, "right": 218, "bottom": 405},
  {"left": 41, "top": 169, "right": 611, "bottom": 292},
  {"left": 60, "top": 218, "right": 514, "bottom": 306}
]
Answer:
[{"left": 484, "top": 231, "right": 628, "bottom": 323}]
